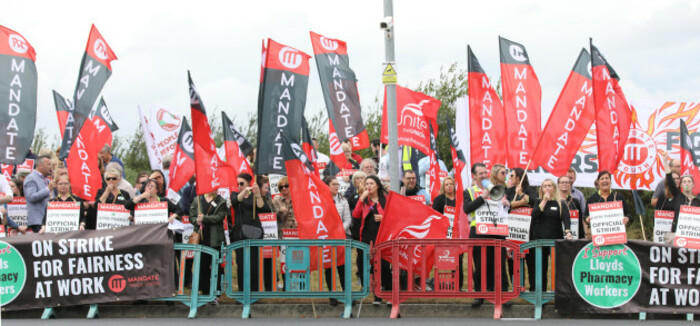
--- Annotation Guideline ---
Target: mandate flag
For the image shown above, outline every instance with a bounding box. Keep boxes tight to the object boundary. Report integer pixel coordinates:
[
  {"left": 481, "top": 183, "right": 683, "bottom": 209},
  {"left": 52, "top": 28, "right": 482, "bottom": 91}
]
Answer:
[
  {"left": 448, "top": 119, "right": 466, "bottom": 239},
  {"left": 679, "top": 120, "right": 700, "bottom": 195},
  {"left": 59, "top": 24, "right": 117, "bottom": 160},
  {"left": 281, "top": 132, "right": 345, "bottom": 270},
  {"left": 222, "top": 112, "right": 252, "bottom": 188},
  {"left": 381, "top": 85, "right": 440, "bottom": 156},
  {"left": 591, "top": 42, "right": 632, "bottom": 173},
  {"left": 256, "top": 39, "right": 311, "bottom": 175},
  {"left": 531, "top": 49, "right": 593, "bottom": 176},
  {"left": 468, "top": 46, "right": 506, "bottom": 168},
  {"left": 167, "top": 118, "right": 194, "bottom": 193},
  {"left": 0, "top": 25, "right": 37, "bottom": 165},
  {"left": 301, "top": 117, "right": 319, "bottom": 177},
  {"left": 309, "top": 31, "right": 370, "bottom": 151},
  {"left": 376, "top": 192, "right": 450, "bottom": 273},
  {"left": 55, "top": 92, "right": 118, "bottom": 149},
  {"left": 189, "top": 72, "right": 236, "bottom": 195},
  {"left": 66, "top": 113, "right": 101, "bottom": 201},
  {"left": 499, "top": 37, "right": 542, "bottom": 168}
]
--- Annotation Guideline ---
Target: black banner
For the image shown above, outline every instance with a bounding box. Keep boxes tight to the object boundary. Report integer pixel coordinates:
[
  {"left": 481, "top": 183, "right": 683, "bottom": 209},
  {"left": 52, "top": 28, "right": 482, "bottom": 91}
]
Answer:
[
  {"left": 556, "top": 240, "right": 700, "bottom": 314},
  {"left": 0, "top": 26, "right": 37, "bottom": 165},
  {"left": 1, "top": 224, "right": 175, "bottom": 310}
]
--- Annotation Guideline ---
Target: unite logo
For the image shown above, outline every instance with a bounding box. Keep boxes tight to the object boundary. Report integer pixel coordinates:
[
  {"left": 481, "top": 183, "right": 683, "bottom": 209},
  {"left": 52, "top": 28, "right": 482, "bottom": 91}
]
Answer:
[
  {"left": 396, "top": 214, "right": 443, "bottom": 239},
  {"left": 509, "top": 44, "right": 527, "bottom": 62},
  {"left": 478, "top": 224, "right": 488, "bottom": 234},
  {"left": 319, "top": 37, "right": 338, "bottom": 51},
  {"left": 329, "top": 131, "right": 343, "bottom": 155},
  {"left": 279, "top": 47, "right": 302, "bottom": 69},
  {"left": 8, "top": 34, "right": 28, "bottom": 54},
  {"left": 93, "top": 39, "right": 109, "bottom": 60},
  {"left": 399, "top": 100, "right": 429, "bottom": 130}
]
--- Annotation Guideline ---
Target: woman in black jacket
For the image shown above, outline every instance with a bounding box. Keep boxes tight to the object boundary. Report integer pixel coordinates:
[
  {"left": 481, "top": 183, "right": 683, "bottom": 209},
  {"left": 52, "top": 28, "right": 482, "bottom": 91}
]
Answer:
[
  {"left": 557, "top": 175, "right": 584, "bottom": 238},
  {"left": 661, "top": 154, "right": 700, "bottom": 237},
  {"left": 655, "top": 171, "right": 680, "bottom": 211},
  {"left": 584, "top": 171, "right": 633, "bottom": 237},
  {"left": 529, "top": 179, "right": 572, "bottom": 291}
]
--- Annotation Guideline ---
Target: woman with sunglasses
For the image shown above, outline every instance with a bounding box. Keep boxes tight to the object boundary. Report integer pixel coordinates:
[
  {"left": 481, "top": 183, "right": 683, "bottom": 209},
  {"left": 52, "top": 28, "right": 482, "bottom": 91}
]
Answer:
[
  {"left": 126, "top": 179, "right": 182, "bottom": 223},
  {"left": 506, "top": 167, "right": 537, "bottom": 209},
  {"left": 558, "top": 175, "right": 585, "bottom": 238},
  {"left": 149, "top": 170, "right": 168, "bottom": 197},
  {"left": 92, "top": 168, "right": 132, "bottom": 229},
  {"left": 189, "top": 189, "right": 227, "bottom": 301},
  {"left": 272, "top": 176, "right": 296, "bottom": 234},
  {"left": 50, "top": 174, "right": 88, "bottom": 231}
]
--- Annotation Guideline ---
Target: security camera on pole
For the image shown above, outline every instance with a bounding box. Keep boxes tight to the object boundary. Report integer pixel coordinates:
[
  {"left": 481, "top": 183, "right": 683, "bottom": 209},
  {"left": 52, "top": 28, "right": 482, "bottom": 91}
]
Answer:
[{"left": 381, "top": 0, "right": 400, "bottom": 192}]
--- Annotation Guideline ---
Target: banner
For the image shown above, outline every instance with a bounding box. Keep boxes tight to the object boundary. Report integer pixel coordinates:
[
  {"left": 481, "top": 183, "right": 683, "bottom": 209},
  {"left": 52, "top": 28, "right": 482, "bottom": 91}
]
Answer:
[
  {"left": 88, "top": 98, "right": 119, "bottom": 148},
  {"left": 673, "top": 205, "right": 700, "bottom": 249},
  {"left": 474, "top": 199, "right": 508, "bottom": 236},
  {"left": 221, "top": 112, "right": 253, "bottom": 184},
  {"left": 591, "top": 42, "right": 632, "bottom": 173},
  {"left": 381, "top": 85, "right": 441, "bottom": 156},
  {"left": 0, "top": 224, "right": 174, "bottom": 310},
  {"left": 59, "top": 24, "right": 117, "bottom": 160},
  {"left": 96, "top": 204, "right": 131, "bottom": 230},
  {"left": 375, "top": 192, "right": 450, "bottom": 273},
  {"left": 139, "top": 106, "right": 182, "bottom": 171},
  {"left": 499, "top": 37, "right": 541, "bottom": 168},
  {"left": 589, "top": 201, "right": 627, "bottom": 246},
  {"left": 467, "top": 46, "right": 506, "bottom": 168},
  {"left": 507, "top": 207, "right": 532, "bottom": 244},
  {"left": 167, "top": 118, "right": 194, "bottom": 193},
  {"left": 309, "top": 31, "right": 369, "bottom": 150},
  {"left": 570, "top": 210, "right": 580, "bottom": 240},
  {"left": 188, "top": 72, "right": 236, "bottom": 194},
  {"left": 301, "top": 117, "right": 319, "bottom": 177},
  {"left": 45, "top": 202, "right": 81, "bottom": 233},
  {"left": 530, "top": 49, "right": 593, "bottom": 176},
  {"left": 134, "top": 202, "right": 168, "bottom": 225},
  {"left": 679, "top": 120, "right": 700, "bottom": 195},
  {"left": 653, "top": 210, "right": 674, "bottom": 244},
  {"left": 556, "top": 240, "right": 700, "bottom": 314},
  {"left": 0, "top": 25, "right": 37, "bottom": 165},
  {"left": 256, "top": 39, "right": 311, "bottom": 175},
  {"left": 66, "top": 116, "right": 102, "bottom": 201}
]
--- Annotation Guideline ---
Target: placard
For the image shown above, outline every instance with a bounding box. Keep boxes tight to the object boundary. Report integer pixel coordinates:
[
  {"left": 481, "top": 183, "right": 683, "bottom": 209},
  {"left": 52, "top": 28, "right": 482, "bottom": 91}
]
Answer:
[
  {"left": 653, "top": 210, "right": 674, "bottom": 244},
  {"left": 45, "top": 201, "right": 80, "bottom": 233},
  {"left": 259, "top": 213, "right": 278, "bottom": 258},
  {"left": 424, "top": 170, "right": 449, "bottom": 192},
  {"left": 588, "top": 201, "right": 627, "bottom": 246},
  {"left": 7, "top": 197, "right": 27, "bottom": 227},
  {"left": 474, "top": 199, "right": 508, "bottom": 236},
  {"left": 444, "top": 206, "right": 456, "bottom": 239},
  {"left": 507, "top": 207, "right": 532, "bottom": 243},
  {"left": 134, "top": 201, "right": 168, "bottom": 225},
  {"left": 269, "top": 173, "right": 283, "bottom": 199},
  {"left": 673, "top": 205, "right": 700, "bottom": 249},
  {"left": 0, "top": 225, "right": 5, "bottom": 238},
  {"left": 96, "top": 203, "right": 131, "bottom": 229},
  {"left": 567, "top": 210, "right": 580, "bottom": 240}
]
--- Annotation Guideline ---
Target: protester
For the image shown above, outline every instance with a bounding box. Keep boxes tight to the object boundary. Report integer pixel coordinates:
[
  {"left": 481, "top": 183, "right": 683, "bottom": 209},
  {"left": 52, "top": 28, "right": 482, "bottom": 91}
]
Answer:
[
  {"left": 134, "top": 171, "right": 150, "bottom": 195},
  {"left": 257, "top": 175, "right": 277, "bottom": 291},
  {"left": 106, "top": 162, "right": 136, "bottom": 198},
  {"left": 312, "top": 138, "right": 331, "bottom": 175},
  {"left": 432, "top": 176, "right": 463, "bottom": 287},
  {"left": 342, "top": 140, "right": 363, "bottom": 163},
  {"left": 324, "top": 176, "right": 352, "bottom": 305},
  {"left": 94, "top": 168, "right": 133, "bottom": 229},
  {"left": 463, "top": 162, "right": 509, "bottom": 307},
  {"left": 99, "top": 144, "right": 125, "bottom": 175},
  {"left": 506, "top": 167, "right": 537, "bottom": 209},
  {"left": 662, "top": 154, "right": 700, "bottom": 240},
  {"left": 272, "top": 176, "right": 296, "bottom": 233},
  {"left": 567, "top": 168, "right": 587, "bottom": 216},
  {"left": 489, "top": 164, "right": 507, "bottom": 188},
  {"left": 149, "top": 170, "right": 168, "bottom": 197},
  {"left": 162, "top": 155, "right": 172, "bottom": 184},
  {"left": 529, "top": 179, "right": 572, "bottom": 291},
  {"left": 359, "top": 158, "right": 378, "bottom": 177},
  {"left": 341, "top": 143, "right": 360, "bottom": 170},
  {"left": 584, "top": 171, "right": 633, "bottom": 238},
  {"left": 50, "top": 174, "right": 87, "bottom": 231},
  {"left": 0, "top": 175, "right": 18, "bottom": 232},
  {"left": 652, "top": 158, "right": 681, "bottom": 207},
  {"left": 401, "top": 170, "right": 430, "bottom": 204},
  {"left": 16, "top": 169, "right": 30, "bottom": 195},
  {"left": 189, "top": 189, "right": 227, "bottom": 301},
  {"left": 370, "top": 138, "right": 383, "bottom": 164},
  {"left": 558, "top": 175, "right": 584, "bottom": 237},
  {"left": 9, "top": 178, "right": 21, "bottom": 197},
  {"left": 655, "top": 171, "right": 680, "bottom": 211},
  {"left": 24, "top": 154, "right": 53, "bottom": 234},
  {"left": 125, "top": 179, "right": 182, "bottom": 222},
  {"left": 417, "top": 154, "right": 448, "bottom": 189}
]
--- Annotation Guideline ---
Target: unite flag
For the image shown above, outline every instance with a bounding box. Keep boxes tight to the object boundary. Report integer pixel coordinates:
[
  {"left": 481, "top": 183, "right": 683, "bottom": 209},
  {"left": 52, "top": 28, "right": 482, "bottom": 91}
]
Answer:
[
  {"left": 499, "top": 37, "right": 542, "bottom": 169},
  {"left": 381, "top": 85, "right": 440, "bottom": 156},
  {"left": 256, "top": 39, "right": 311, "bottom": 175},
  {"left": 59, "top": 24, "right": 117, "bottom": 160},
  {"left": 467, "top": 46, "right": 506, "bottom": 168},
  {"left": 167, "top": 118, "right": 194, "bottom": 193},
  {"left": 0, "top": 25, "right": 37, "bottom": 165},
  {"left": 590, "top": 42, "right": 632, "bottom": 173},
  {"left": 530, "top": 49, "right": 594, "bottom": 176},
  {"left": 679, "top": 120, "right": 700, "bottom": 195}
]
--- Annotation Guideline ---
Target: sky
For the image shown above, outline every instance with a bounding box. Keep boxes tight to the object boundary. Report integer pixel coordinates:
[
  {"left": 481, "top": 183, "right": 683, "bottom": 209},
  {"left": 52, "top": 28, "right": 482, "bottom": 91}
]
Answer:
[{"left": 3, "top": 0, "right": 700, "bottom": 143}]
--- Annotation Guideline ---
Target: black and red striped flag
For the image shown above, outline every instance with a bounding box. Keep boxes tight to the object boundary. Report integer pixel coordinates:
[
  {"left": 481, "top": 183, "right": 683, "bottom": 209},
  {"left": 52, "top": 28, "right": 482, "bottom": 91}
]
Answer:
[
  {"left": 54, "top": 91, "right": 118, "bottom": 149},
  {"left": 59, "top": 24, "right": 117, "bottom": 160},
  {"left": 447, "top": 118, "right": 466, "bottom": 239},
  {"left": 427, "top": 123, "right": 440, "bottom": 202},
  {"left": 591, "top": 42, "right": 632, "bottom": 173},
  {"left": 301, "top": 117, "right": 319, "bottom": 177},
  {"left": 222, "top": 111, "right": 252, "bottom": 191},
  {"left": 679, "top": 120, "right": 700, "bottom": 195},
  {"left": 0, "top": 25, "right": 37, "bottom": 165},
  {"left": 168, "top": 118, "right": 194, "bottom": 193}
]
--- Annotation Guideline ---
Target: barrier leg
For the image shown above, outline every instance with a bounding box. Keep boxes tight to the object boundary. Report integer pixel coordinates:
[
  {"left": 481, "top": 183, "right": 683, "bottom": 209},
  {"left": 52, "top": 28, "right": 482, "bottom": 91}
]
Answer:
[
  {"left": 343, "top": 244, "right": 352, "bottom": 319},
  {"left": 535, "top": 246, "right": 543, "bottom": 319},
  {"left": 242, "top": 245, "right": 251, "bottom": 319},
  {"left": 493, "top": 245, "right": 503, "bottom": 320},
  {"left": 41, "top": 307, "right": 55, "bottom": 319},
  {"left": 390, "top": 245, "right": 400, "bottom": 318},
  {"left": 639, "top": 312, "right": 646, "bottom": 321},
  {"left": 687, "top": 313, "right": 693, "bottom": 321},
  {"left": 87, "top": 304, "right": 99, "bottom": 318},
  {"left": 188, "top": 248, "right": 202, "bottom": 319}
]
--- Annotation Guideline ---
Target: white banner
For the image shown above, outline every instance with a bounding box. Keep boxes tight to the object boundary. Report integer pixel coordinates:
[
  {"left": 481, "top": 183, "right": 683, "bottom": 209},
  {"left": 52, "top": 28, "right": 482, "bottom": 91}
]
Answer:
[
  {"left": 139, "top": 106, "right": 182, "bottom": 171},
  {"left": 96, "top": 203, "right": 131, "bottom": 229},
  {"left": 589, "top": 201, "right": 627, "bottom": 246},
  {"left": 507, "top": 207, "right": 532, "bottom": 243},
  {"left": 45, "top": 201, "right": 80, "bottom": 233},
  {"left": 134, "top": 201, "right": 168, "bottom": 225}
]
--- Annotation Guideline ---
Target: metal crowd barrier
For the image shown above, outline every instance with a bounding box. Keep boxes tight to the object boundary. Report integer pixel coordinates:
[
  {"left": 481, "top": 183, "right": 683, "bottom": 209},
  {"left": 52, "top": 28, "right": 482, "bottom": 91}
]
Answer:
[
  {"left": 372, "top": 239, "right": 523, "bottom": 319},
  {"left": 518, "top": 239, "right": 556, "bottom": 320},
  {"left": 222, "top": 239, "right": 371, "bottom": 318}
]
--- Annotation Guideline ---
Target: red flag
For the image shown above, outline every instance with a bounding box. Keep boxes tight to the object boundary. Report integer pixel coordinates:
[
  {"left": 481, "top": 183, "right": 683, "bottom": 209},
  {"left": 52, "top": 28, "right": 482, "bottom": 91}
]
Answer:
[
  {"left": 66, "top": 119, "right": 101, "bottom": 201},
  {"left": 328, "top": 122, "right": 349, "bottom": 171},
  {"left": 679, "top": 120, "right": 700, "bottom": 195},
  {"left": 468, "top": 46, "right": 507, "bottom": 167},
  {"left": 188, "top": 72, "right": 236, "bottom": 195},
  {"left": 282, "top": 132, "right": 346, "bottom": 270},
  {"left": 591, "top": 42, "right": 632, "bottom": 173},
  {"left": 53, "top": 90, "right": 72, "bottom": 134},
  {"left": 88, "top": 98, "right": 119, "bottom": 149},
  {"left": 381, "top": 85, "right": 441, "bottom": 156},
  {"left": 168, "top": 118, "right": 194, "bottom": 193},
  {"left": 375, "top": 192, "right": 450, "bottom": 272},
  {"left": 499, "top": 37, "right": 542, "bottom": 168},
  {"left": 222, "top": 112, "right": 252, "bottom": 190},
  {"left": 530, "top": 49, "right": 594, "bottom": 176},
  {"left": 301, "top": 117, "right": 319, "bottom": 177},
  {"left": 447, "top": 119, "right": 466, "bottom": 239},
  {"left": 427, "top": 123, "right": 440, "bottom": 201}
]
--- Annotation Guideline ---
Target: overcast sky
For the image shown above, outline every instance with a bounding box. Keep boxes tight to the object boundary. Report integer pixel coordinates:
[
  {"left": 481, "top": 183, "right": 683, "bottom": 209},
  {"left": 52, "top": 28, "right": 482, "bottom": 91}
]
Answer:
[{"left": 4, "top": 0, "right": 700, "bottom": 142}]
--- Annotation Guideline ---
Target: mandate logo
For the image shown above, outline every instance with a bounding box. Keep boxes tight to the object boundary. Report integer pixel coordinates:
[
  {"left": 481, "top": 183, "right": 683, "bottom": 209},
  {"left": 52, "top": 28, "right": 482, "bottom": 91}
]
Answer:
[
  {"left": 93, "top": 39, "right": 109, "bottom": 60},
  {"left": 8, "top": 34, "right": 28, "bottom": 54},
  {"left": 617, "top": 128, "right": 656, "bottom": 175},
  {"left": 156, "top": 108, "right": 181, "bottom": 132},
  {"left": 478, "top": 224, "right": 488, "bottom": 234},
  {"left": 319, "top": 37, "right": 338, "bottom": 51},
  {"left": 108, "top": 274, "right": 126, "bottom": 293},
  {"left": 675, "top": 237, "right": 687, "bottom": 247},
  {"left": 0, "top": 241, "right": 27, "bottom": 306},
  {"left": 182, "top": 131, "right": 194, "bottom": 153},
  {"left": 279, "top": 47, "right": 302, "bottom": 69},
  {"left": 572, "top": 243, "right": 641, "bottom": 309},
  {"left": 509, "top": 44, "right": 527, "bottom": 62}
]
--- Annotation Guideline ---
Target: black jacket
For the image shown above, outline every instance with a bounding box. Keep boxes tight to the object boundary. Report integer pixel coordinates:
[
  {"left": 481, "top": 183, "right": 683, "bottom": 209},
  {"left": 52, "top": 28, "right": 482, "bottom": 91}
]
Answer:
[
  {"left": 665, "top": 173, "right": 700, "bottom": 232},
  {"left": 531, "top": 199, "right": 570, "bottom": 240},
  {"left": 584, "top": 191, "right": 634, "bottom": 225}
]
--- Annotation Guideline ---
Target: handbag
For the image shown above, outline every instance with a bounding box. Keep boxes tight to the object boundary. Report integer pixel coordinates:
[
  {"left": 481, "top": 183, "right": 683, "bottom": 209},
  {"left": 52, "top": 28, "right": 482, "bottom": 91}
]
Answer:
[
  {"left": 188, "top": 230, "right": 201, "bottom": 244},
  {"left": 241, "top": 224, "right": 263, "bottom": 239}
]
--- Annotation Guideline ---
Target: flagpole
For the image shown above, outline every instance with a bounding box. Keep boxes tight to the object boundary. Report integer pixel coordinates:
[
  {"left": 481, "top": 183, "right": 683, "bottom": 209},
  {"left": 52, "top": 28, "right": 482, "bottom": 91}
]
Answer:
[{"left": 383, "top": 0, "right": 400, "bottom": 192}]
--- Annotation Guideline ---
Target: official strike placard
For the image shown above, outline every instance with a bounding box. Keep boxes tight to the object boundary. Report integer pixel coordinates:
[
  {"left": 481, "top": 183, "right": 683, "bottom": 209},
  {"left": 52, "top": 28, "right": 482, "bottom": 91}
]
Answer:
[
  {"left": 653, "top": 210, "right": 674, "bottom": 244},
  {"left": 674, "top": 205, "right": 700, "bottom": 249},
  {"left": 589, "top": 201, "right": 626, "bottom": 246},
  {"left": 134, "top": 202, "right": 168, "bottom": 225},
  {"left": 474, "top": 199, "right": 508, "bottom": 236},
  {"left": 45, "top": 202, "right": 80, "bottom": 233},
  {"left": 96, "top": 204, "right": 131, "bottom": 230},
  {"left": 507, "top": 207, "right": 532, "bottom": 243}
]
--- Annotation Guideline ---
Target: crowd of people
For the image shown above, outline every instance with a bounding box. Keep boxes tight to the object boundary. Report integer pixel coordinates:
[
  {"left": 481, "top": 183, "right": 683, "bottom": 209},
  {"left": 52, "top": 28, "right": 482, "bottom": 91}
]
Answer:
[{"left": 0, "top": 138, "right": 691, "bottom": 307}]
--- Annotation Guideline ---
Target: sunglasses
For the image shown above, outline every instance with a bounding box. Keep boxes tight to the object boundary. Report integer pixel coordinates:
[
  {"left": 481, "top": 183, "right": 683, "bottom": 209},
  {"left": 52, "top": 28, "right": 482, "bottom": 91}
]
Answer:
[
  {"left": 278, "top": 184, "right": 289, "bottom": 189},
  {"left": 106, "top": 177, "right": 117, "bottom": 181}
]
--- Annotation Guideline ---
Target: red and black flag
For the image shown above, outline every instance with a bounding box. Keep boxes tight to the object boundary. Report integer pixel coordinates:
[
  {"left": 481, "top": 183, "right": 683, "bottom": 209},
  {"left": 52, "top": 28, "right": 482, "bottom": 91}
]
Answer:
[
  {"left": 66, "top": 112, "right": 101, "bottom": 201},
  {"left": 447, "top": 118, "right": 466, "bottom": 239},
  {"left": 309, "top": 31, "right": 370, "bottom": 151},
  {"left": 168, "top": 118, "right": 195, "bottom": 193},
  {"left": 53, "top": 90, "right": 73, "bottom": 135},
  {"left": 89, "top": 98, "right": 119, "bottom": 149},
  {"left": 189, "top": 71, "right": 236, "bottom": 195},
  {"left": 499, "top": 37, "right": 542, "bottom": 169},
  {"left": 427, "top": 122, "right": 441, "bottom": 201},
  {"left": 590, "top": 42, "right": 632, "bottom": 173},
  {"left": 468, "top": 45, "right": 506, "bottom": 168},
  {"left": 531, "top": 49, "right": 594, "bottom": 176},
  {"left": 0, "top": 25, "right": 37, "bottom": 165},
  {"left": 59, "top": 24, "right": 117, "bottom": 160},
  {"left": 680, "top": 120, "right": 700, "bottom": 195},
  {"left": 256, "top": 39, "right": 311, "bottom": 175},
  {"left": 281, "top": 131, "right": 345, "bottom": 270},
  {"left": 222, "top": 111, "right": 252, "bottom": 190},
  {"left": 301, "top": 117, "right": 319, "bottom": 177}
]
